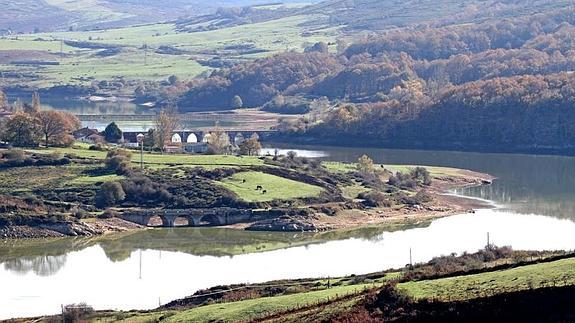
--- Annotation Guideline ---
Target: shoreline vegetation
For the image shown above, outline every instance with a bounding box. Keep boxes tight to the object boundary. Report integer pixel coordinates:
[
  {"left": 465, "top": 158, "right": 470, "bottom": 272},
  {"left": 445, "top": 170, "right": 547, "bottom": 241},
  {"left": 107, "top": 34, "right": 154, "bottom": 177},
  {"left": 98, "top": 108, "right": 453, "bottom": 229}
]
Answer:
[{"left": 0, "top": 143, "right": 493, "bottom": 240}]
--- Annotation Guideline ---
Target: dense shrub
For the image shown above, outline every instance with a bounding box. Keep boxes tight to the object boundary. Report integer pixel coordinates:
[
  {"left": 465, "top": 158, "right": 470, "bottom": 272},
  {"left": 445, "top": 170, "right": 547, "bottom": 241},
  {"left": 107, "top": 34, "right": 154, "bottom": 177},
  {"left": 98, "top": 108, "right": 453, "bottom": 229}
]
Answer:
[
  {"left": 358, "top": 191, "right": 394, "bottom": 207},
  {"left": 89, "top": 143, "right": 107, "bottom": 151},
  {"left": 94, "top": 181, "right": 126, "bottom": 208},
  {"left": 0, "top": 150, "right": 70, "bottom": 168},
  {"left": 62, "top": 303, "right": 94, "bottom": 323},
  {"left": 2, "top": 149, "right": 25, "bottom": 162},
  {"left": 396, "top": 190, "right": 433, "bottom": 206},
  {"left": 98, "top": 209, "right": 118, "bottom": 219},
  {"left": 105, "top": 150, "right": 132, "bottom": 175},
  {"left": 388, "top": 167, "right": 431, "bottom": 189},
  {"left": 120, "top": 176, "right": 173, "bottom": 206},
  {"left": 405, "top": 245, "right": 516, "bottom": 280}
]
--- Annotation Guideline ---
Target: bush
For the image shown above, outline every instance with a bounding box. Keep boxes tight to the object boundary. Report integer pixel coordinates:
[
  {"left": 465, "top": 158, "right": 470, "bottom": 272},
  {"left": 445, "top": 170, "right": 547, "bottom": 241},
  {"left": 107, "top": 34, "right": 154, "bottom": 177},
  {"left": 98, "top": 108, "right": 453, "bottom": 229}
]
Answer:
[
  {"left": 2, "top": 149, "right": 25, "bottom": 162},
  {"left": 105, "top": 150, "right": 132, "bottom": 175},
  {"left": 410, "top": 167, "right": 432, "bottom": 186},
  {"left": 359, "top": 191, "right": 394, "bottom": 207},
  {"left": 89, "top": 143, "right": 106, "bottom": 151},
  {"left": 99, "top": 209, "right": 118, "bottom": 219},
  {"left": 395, "top": 190, "right": 432, "bottom": 206},
  {"left": 405, "top": 245, "right": 516, "bottom": 280},
  {"left": 94, "top": 182, "right": 126, "bottom": 208},
  {"left": 388, "top": 167, "right": 432, "bottom": 189},
  {"left": 62, "top": 303, "right": 93, "bottom": 323},
  {"left": 73, "top": 209, "right": 89, "bottom": 219}
]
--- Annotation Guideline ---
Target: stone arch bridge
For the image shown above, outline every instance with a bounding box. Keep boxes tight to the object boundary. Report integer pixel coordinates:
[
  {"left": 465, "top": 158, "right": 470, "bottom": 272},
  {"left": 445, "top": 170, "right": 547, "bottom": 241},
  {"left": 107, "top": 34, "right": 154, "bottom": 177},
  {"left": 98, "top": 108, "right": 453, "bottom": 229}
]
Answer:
[{"left": 120, "top": 208, "right": 260, "bottom": 227}]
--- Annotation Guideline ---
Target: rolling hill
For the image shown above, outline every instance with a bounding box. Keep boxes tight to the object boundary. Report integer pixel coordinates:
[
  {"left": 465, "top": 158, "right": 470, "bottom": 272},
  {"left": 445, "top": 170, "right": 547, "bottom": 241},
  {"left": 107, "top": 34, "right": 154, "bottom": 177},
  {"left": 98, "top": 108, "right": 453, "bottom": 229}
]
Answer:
[{"left": 0, "top": 0, "right": 320, "bottom": 33}]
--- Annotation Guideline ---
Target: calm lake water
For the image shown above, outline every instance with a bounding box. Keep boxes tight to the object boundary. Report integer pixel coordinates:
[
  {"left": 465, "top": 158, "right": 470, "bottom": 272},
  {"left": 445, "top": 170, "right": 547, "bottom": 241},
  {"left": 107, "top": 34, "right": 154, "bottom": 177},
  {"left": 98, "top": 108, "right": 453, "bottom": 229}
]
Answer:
[
  {"left": 6, "top": 96, "right": 159, "bottom": 131},
  {"left": 2, "top": 145, "right": 575, "bottom": 319}
]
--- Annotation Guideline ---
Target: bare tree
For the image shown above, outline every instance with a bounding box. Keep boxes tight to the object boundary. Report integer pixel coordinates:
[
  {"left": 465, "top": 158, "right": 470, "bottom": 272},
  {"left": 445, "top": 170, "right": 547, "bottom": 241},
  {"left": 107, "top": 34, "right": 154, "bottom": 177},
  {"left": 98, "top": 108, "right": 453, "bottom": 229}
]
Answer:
[
  {"left": 239, "top": 133, "right": 262, "bottom": 156},
  {"left": 28, "top": 92, "right": 41, "bottom": 114},
  {"left": 154, "top": 108, "right": 179, "bottom": 153},
  {"left": 357, "top": 154, "right": 375, "bottom": 174},
  {"left": 207, "top": 124, "right": 232, "bottom": 154},
  {"left": 35, "top": 110, "right": 80, "bottom": 147},
  {"left": 0, "top": 89, "right": 6, "bottom": 108}
]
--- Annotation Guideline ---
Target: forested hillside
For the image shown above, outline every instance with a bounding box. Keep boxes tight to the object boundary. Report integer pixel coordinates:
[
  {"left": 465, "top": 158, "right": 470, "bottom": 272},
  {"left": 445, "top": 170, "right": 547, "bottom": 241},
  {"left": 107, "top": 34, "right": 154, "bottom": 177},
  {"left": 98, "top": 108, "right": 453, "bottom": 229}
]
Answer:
[{"left": 162, "top": 5, "right": 575, "bottom": 153}]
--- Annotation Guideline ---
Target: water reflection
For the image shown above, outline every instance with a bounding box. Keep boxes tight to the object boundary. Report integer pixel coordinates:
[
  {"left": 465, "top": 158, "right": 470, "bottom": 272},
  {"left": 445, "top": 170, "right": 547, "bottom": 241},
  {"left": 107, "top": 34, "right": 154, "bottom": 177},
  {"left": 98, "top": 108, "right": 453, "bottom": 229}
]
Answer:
[
  {"left": 0, "top": 222, "right": 431, "bottom": 276},
  {"left": 8, "top": 96, "right": 149, "bottom": 116},
  {"left": 3, "top": 255, "right": 67, "bottom": 277}
]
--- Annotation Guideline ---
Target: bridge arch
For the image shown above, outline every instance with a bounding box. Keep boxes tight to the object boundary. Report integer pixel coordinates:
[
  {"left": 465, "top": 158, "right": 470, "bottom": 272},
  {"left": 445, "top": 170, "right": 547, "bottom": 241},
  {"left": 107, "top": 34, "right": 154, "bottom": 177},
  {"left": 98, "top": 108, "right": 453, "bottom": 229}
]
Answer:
[
  {"left": 199, "top": 214, "right": 224, "bottom": 226},
  {"left": 171, "top": 133, "right": 182, "bottom": 143},
  {"left": 173, "top": 216, "right": 189, "bottom": 227},
  {"left": 186, "top": 133, "right": 198, "bottom": 143},
  {"left": 146, "top": 215, "right": 164, "bottom": 227},
  {"left": 234, "top": 133, "right": 245, "bottom": 146}
]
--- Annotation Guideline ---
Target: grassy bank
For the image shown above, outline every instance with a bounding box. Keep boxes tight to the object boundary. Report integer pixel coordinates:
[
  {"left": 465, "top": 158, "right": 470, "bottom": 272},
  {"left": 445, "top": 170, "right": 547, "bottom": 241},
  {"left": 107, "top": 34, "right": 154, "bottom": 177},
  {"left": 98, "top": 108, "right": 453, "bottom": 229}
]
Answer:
[
  {"left": 30, "top": 251, "right": 575, "bottom": 323},
  {"left": 399, "top": 257, "right": 575, "bottom": 302}
]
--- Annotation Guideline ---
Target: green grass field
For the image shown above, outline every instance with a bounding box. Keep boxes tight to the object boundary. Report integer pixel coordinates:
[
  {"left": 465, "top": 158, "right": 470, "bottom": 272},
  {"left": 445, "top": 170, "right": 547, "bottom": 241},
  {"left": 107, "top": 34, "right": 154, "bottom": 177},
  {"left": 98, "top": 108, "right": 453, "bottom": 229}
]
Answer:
[
  {"left": 69, "top": 255, "right": 575, "bottom": 322},
  {"left": 399, "top": 257, "right": 575, "bottom": 302},
  {"left": 164, "top": 283, "right": 375, "bottom": 323},
  {"left": 25, "top": 146, "right": 265, "bottom": 168},
  {"left": 324, "top": 161, "right": 472, "bottom": 178},
  {"left": 217, "top": 171, "right": 324, "bottom": 202},
  {"left": 0, "top": 14, "right": 339, "bottom": 88},
  {"left": 0, "top": 163, "right": 126, "bottom": 193},
  {"left": 68, "top": 173, "right": 124, "bottom": 185}
]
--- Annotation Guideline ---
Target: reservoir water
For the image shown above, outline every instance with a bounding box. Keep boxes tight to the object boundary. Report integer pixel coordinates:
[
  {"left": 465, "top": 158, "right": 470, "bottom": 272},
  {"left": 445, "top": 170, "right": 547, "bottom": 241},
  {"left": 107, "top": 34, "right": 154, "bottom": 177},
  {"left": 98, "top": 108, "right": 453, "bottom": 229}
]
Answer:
[{"left": 2, "top": 145, "right": 575, "bottom": 319}]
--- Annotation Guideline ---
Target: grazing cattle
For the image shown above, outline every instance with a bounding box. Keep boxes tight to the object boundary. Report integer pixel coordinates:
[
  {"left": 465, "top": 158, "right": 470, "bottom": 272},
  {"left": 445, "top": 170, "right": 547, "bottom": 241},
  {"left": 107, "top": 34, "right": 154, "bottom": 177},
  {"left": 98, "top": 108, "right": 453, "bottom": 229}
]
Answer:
[
  {"left": 242, "top": 179, "right": 246, "bottom": 183},
  {"left": 262, "top": 190, "right": 267, "bottom": 194},
  {"left": 256, "top": 185, "right": 263, "bottom": 190}
]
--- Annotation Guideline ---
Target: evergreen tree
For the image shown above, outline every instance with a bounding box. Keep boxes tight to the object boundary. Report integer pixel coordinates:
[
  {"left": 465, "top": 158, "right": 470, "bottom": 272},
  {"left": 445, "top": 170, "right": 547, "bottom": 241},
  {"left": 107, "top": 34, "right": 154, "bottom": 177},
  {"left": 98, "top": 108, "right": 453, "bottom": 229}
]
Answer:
[{"left": 104, "top": 122, "right": 123, "bottom": 143}]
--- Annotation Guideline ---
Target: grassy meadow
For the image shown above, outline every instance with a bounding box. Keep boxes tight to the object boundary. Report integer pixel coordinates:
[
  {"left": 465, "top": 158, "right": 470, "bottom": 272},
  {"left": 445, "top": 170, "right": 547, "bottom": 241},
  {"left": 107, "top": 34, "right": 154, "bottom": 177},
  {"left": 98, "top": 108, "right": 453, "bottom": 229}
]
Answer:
[
  {"left": 0, "top": 14, "right": 339, "bottom": 88},
  {"left": 164, "top": 283, "right": 374, "bottom": 322},
  {"left": 217, "top": 171, "right": 324, "bottom": 202},
  {"left": 324, "top": 161, "right": 471, "bottom": 179},
  {"left": 63, "top": 254, "right": 575, "bottom": 322},
  {"left": 399, "top": 257, "right": 575, "bottom": 302}
]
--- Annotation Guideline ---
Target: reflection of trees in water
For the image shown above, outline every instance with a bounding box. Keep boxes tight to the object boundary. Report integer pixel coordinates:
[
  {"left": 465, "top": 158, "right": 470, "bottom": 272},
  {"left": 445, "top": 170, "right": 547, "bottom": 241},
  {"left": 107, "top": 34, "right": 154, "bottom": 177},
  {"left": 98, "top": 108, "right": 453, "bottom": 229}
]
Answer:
[
  {"left": 3, "top": 254, "right": 67, "bottom": 276},
  {"left": 504, "top": 199, "right": 575, "bottom": 221},
  {"left": 0, "top": 236, "right": 104, "bottom": 276},
  {"left": 458, "top": 182, "right": 575, "bottom": 220},
  {"left": 95, "top": 226, "right": 391, "bottom": 260},
  {"left": 0, "top": 222, "right": 431, "bottom": 274},
  {"left": 458, "top": 182, "right": 525, "bottom": 204}
]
